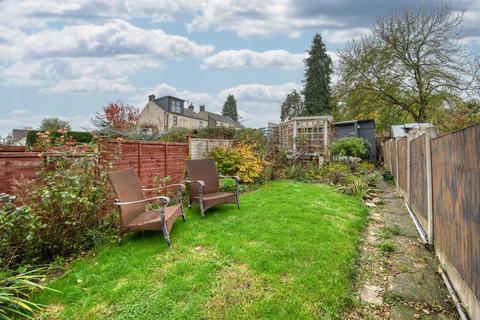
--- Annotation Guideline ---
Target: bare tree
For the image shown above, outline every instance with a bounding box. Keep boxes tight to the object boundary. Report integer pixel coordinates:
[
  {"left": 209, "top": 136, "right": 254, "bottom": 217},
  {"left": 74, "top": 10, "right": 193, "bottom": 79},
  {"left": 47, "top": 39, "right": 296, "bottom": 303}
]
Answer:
[{"left": 338, "top": 1, "right": 478, "bottom": 123}]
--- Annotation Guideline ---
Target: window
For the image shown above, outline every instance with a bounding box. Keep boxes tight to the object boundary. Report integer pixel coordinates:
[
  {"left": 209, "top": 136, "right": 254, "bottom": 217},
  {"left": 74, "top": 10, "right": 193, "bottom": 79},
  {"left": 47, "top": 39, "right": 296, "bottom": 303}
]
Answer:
[
  {"left": 173, "top": 115, "right": 177, "bottom": 126},
  {"left": 171, "top": 100, "right": 182, "bottom": 114}
]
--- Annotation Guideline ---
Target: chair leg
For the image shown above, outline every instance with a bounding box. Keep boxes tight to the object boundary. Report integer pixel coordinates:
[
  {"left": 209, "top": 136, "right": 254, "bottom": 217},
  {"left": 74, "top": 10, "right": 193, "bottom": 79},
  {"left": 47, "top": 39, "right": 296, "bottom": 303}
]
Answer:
[
  {"left": 161, "top": 222, "right": 171, "bottom": 247},
  {"left": 188, "top": 201, "right": 192, "bottom": 209},
  {"left": 181, "top": 205, "right": 186, "bottom": 222},
  {"left": 236, "top": 195, "right": 240, "bottom": 209},
  {"left": 117, "top": 233, "right": 123, "bottom": 245},
  {"left": 199, "top": 201, "right": 205, "bottom": 218}
]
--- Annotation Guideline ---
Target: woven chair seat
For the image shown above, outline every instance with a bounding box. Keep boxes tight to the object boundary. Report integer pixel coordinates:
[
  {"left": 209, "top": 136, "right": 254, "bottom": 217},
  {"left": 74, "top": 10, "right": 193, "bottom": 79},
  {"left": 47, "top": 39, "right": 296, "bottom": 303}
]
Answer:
[
  {"left": 193, "top": 192, "right": 233, "bottom": 201},
  {"left": 125, "top": 204, "right": 182, "bottom": 232}
]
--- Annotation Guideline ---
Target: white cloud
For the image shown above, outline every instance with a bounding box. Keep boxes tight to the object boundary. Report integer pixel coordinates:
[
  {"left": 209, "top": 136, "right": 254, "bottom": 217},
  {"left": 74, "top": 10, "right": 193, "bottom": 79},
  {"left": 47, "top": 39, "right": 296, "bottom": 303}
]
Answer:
[
  {"left": 323, "top": 28, "right": 371, "bottom": 44},
  {"left": 0, "top": 19, "right": 213, "bottom": 93},
  {"left": 202, "top": 49, "right": 306, "bottom": 70},
  {"left": 186, "top": 0, "right": 340, "bottom": 38},
  {"left": 20, "top": 20, "right": 213, "bottom": 59},
  {"left": 42, "top": 78, "right": 135, "bottom": 93}
]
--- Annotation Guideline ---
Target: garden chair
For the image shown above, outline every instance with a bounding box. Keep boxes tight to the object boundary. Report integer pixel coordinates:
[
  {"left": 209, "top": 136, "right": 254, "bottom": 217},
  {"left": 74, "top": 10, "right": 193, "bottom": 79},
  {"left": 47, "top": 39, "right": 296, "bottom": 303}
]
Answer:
[
  {"left": 108, "top": 168, "right": 186, "bottom": 246},
  {"left": 185, "top": 159, "right": 240, "bottom": 218}
]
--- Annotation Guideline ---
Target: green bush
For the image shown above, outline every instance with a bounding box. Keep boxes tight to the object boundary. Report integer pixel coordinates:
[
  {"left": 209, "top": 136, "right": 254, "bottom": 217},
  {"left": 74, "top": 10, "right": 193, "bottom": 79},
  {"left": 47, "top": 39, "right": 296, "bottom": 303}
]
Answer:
[
  {"left": 220, "top": 178, "right": 237, "bottom": 193},
  {"left": 331, "top": 137, "right": 371, "bottom": 159},
  {"left": 283, "top": 163, "right": 306, "bottom": 181},
  {"left": 196, "top": 126, "right": 237, "bottom": 140},
  {"left": 26, "top": 130, "right": 93, "bottom": 147},
  {"left": 0, "top": 204, "right": 38, "bottom": 268},
  {"left": 2, "top": 152, "right": 114, "bottom": 268},
  {"left": 158, "top": 128, "right": 194, "bottom": 143},
  {"left": 319, "top": 162, "right": 352, "bottom": 185}
]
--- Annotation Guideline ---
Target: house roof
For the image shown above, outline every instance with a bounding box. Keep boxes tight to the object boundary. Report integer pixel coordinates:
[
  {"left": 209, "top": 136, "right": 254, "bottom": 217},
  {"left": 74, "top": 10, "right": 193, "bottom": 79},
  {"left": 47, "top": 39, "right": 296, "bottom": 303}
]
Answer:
[
  {"left": 207, "top": 112, "right": 244, "bottom": 128},
  {"left": 390, "top": 123, "right": 432, "bottom": 138},
  {"left": 11, "top": 129, "right": 31, "bottom": 141},
  {"left": 156, "top": 95, "right": 185, "bottom": 101},
  {"left": 334, "top": 119, "right": 375, "bottom": 126},
  {"left": 150, "top": 99, "right": 243, "bottom": 128},
  {"left": 184, "top": 108, "right": 208, "bottom": 121}
]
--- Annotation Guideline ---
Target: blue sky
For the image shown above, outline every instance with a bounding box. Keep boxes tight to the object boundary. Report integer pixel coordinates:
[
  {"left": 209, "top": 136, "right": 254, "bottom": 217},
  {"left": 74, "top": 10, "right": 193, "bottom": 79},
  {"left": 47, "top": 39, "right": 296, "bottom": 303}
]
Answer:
[{"left": 1, "top": 0, "right": 479, "bottom": 136}]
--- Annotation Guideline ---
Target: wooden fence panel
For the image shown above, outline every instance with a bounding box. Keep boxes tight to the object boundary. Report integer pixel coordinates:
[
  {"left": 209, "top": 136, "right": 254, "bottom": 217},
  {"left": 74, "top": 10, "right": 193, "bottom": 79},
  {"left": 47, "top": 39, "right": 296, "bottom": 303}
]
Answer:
[
  {"left": 409, "top": 135, "right": 428, "bottom": 231},
  {"left": 189, "top": 138, "right": 234, "bottom": 160},
  {"left": 0, "top": 153, "right": 40, "bottom": 193},
  {"left": 0, "top": 140, "right": 189, "bottom": 193},
  {"left": 390, "top": 139, "right": 397, "bottom": 178},
  {"left": 432, "top": 124, "right": 480, "bottom": 303},
  {"left": 397, "top": 138, "right": 407, "bottom": 193}
]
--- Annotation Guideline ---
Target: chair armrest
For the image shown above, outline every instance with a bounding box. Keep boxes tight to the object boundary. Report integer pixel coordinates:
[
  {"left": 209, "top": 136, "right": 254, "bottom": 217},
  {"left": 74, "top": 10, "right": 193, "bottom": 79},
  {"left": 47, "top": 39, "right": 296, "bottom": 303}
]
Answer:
[
  {"left": 185, "top": 179, "right": 205, "bottom": 189},
  {"left": 114, "top": 196, "right": 170, "bottom": 206},
  {"left": 143, "top": 183, "right": 186, "bottom": 193},
  {"left": 219, "top": 175, "right": 241, "bottom": 182}
]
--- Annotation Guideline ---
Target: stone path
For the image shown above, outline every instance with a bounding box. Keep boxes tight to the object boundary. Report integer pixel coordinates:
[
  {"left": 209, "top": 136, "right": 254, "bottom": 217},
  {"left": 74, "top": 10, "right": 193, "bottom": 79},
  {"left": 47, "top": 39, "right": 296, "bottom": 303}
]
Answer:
[{"left": 345, "top": 181, "right": 459, "bottom": 319}]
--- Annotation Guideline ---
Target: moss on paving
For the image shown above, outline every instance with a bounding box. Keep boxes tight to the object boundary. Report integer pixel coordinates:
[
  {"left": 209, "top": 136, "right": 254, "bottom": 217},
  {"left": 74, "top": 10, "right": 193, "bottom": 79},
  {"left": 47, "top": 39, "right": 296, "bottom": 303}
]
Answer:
[{"left": 35, "top": 181, "right": 367, "bottom": 320}]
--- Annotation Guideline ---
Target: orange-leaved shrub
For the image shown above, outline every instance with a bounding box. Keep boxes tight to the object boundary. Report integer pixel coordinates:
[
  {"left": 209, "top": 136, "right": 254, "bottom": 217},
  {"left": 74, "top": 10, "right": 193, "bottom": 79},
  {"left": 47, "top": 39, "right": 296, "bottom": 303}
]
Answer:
[{"left": 209, "top": 143, "right": 263, "bottom": 183}]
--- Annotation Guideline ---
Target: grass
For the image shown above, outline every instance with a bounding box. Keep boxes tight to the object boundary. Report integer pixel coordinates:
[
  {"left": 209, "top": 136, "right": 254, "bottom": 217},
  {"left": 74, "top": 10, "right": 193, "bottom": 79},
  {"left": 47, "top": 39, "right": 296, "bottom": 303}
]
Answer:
[{"left": 35, "top": 180, "right": 367, "bottom": 320}]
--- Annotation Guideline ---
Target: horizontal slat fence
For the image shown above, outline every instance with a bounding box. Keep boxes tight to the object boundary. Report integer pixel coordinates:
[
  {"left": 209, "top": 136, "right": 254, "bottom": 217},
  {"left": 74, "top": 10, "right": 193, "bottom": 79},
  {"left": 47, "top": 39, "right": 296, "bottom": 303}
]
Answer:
[
  {"left": 382, "top": 123, "right": 480, "bottom": 319},
  {"left": 189, "top": 138, "right": 234, "bottom": 160},
  {"left": 0, "top": 140, "right": 189, "bottom": 193}
]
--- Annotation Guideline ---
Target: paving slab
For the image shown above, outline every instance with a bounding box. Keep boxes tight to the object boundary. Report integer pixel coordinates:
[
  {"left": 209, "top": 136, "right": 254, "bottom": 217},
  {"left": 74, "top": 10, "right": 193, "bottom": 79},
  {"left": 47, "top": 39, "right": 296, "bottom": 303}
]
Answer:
[
  {"left": 387, "top": 272, "right": 450, "bottom": 309},
  {"left": 360, "top": 284, "right": 383, "bottom": 305},
  {"left": 389, "top": 304, "right": 453, "bottom": 320},
  {"left": 384, "top": 212, "right": 419, "bottom": 238}
]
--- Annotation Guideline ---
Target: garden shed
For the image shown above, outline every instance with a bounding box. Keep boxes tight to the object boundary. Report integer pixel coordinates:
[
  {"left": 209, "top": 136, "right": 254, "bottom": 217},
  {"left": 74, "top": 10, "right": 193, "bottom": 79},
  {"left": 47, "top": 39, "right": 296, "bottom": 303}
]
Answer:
[
  {"left": 333, "top": 119, "right": 376, "bottom": 161},
  {"left": 279, "top": 116, "right": 333, "bottom": 162}
]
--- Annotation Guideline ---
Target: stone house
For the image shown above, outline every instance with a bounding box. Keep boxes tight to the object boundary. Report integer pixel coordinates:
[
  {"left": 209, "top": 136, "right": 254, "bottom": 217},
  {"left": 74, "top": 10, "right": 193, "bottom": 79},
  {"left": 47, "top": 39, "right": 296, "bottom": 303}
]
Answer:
[{"left": 138, "top": 94, "right": 243, "bottom": 132}]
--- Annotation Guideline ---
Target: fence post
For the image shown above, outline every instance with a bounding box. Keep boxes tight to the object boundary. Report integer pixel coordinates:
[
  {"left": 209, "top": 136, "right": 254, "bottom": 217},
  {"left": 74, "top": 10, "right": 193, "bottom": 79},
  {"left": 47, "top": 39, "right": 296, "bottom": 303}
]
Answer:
[
  {"left": 292, "top": 119, "right": 297, "bottom": 152},
  {"left": 395, "top": 138, "right": 399, "bottom": 189},
  {"left": 425, "top": 127, "right": 437, "bottom": 244},
  {"left": 406, "top": 132, "right": 413, "bottom": 204}
]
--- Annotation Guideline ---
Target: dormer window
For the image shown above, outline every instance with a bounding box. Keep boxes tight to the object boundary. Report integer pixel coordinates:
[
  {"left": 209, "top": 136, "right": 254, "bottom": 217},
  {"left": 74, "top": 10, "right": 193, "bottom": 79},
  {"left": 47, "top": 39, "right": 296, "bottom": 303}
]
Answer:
[{"left": 171, "top": 99, "right": 183, "bottom": 114}]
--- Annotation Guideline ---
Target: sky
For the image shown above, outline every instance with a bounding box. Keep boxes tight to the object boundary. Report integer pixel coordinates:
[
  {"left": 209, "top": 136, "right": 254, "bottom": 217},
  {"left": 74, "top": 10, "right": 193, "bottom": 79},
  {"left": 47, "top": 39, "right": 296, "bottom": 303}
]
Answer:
[{"left": 1, "top": 0, "right": 480, "bottom": 136}]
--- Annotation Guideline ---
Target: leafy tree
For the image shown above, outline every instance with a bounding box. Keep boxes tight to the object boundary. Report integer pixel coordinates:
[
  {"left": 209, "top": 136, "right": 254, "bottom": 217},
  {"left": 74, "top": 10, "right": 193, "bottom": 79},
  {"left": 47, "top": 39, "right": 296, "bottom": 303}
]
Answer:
[
  {"left": 39, "top": 117, "right": 71, "bottom": 131},
  {"left": 280, "top": 90, "right": 305, "bottom": 121},
  {"left": 337, "top": 2, "right": 479, "bottom": 124},
  {"left": 222, "top": 94, "right": 239, "bottom": 121},
  {"left": 303, "top": 33, "right": 333, "bottom": 116},
  {"left": 92, "top": 101, "right": 139, "bottom": 132}
]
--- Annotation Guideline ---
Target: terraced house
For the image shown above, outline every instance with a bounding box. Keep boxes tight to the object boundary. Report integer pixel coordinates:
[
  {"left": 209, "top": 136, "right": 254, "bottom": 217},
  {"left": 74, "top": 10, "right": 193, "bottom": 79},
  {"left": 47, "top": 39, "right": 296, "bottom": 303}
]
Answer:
[{"left": 139, "top": 94, "right": 243, "bottom": 132}]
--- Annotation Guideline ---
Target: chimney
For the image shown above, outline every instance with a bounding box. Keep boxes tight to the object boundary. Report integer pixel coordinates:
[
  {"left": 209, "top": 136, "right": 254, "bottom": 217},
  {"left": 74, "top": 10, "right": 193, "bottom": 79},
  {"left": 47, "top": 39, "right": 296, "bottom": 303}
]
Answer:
[
  {"left": 148, "top": 94, "right": 155, "bottom": 102},
  {"left": 199, "top": 105, "right": 205, "bottom": 112},
  {"left": 188, "top": 103, "right": 194, "bottom": 111}
]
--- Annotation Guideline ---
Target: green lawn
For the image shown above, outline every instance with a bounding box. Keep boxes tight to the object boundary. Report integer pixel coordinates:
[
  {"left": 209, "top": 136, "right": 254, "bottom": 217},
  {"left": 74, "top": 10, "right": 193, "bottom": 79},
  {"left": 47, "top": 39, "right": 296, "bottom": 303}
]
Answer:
[{"left": 36, "top": 181, "right": 367, "bottom": 320}]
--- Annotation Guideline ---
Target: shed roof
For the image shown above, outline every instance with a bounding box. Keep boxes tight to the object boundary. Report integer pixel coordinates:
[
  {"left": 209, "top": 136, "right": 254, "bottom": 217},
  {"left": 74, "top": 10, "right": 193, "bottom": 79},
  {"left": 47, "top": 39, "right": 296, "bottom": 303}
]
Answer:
[{"left": 390, "top": 123, "right": 433, "bottom": 138}]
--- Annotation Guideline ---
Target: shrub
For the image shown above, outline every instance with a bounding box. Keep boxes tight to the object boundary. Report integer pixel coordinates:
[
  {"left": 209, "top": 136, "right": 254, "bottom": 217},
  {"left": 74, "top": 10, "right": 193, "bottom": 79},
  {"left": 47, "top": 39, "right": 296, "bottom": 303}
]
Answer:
[
  {"left": 331, "top": 137, "right": 371, "bottom": 159},
  {"left": 356, "top": 161, "right": 375, "bottom": 173},
  {"left": 26, "top": 130, "right": 93, "bottom": 147},
  {"left": 347, "top": 177, "right": 368, "bottom": 198},
  {"left": 0, "top": 267, "right": 53, "bottom": 319},
  {"left": 197, "top": 127, "right": 237, "bottom": 140},
  {"left": 319, "top": 162, "right": 351, "bottom": 185},
  {"left": 10, "top": 153, "right": 112, "bottom": 264},
  {"left": 283, "top": 163, "right": 306, "bottom": 181},
  {"left": 209, "top": 144, "right": 263, "bottom": 183},
  {"left": 0, "top": 203, "right": 38, "bottom": 268},
  {"left": 158, "top": 128, "right": 194, "bottom": 143},
  {"left": 220, "top": 178, "right": 237, "bottom": 193},
  {"left": 1, "top": 131, "right": 114, "bottom": 268}
]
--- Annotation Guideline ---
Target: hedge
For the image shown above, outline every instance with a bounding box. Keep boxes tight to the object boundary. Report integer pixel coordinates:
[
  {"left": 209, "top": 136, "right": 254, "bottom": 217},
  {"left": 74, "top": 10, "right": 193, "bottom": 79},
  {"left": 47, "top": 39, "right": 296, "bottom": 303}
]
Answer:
[{"left": 26, "top": 130, "right": 93, "bottom": 147}]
